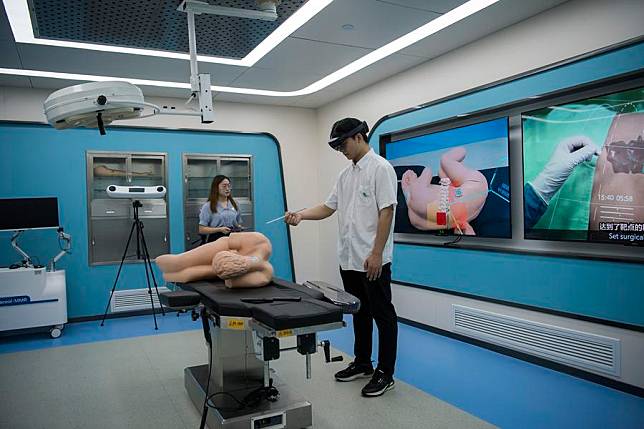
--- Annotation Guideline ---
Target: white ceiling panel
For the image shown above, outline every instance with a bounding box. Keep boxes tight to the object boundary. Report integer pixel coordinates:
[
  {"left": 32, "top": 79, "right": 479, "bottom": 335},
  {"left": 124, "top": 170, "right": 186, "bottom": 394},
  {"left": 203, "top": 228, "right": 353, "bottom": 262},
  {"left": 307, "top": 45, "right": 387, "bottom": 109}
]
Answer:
[
  {"left": 375, "top": 0, "right": 468, "bottom": 14},
  {"left": 292, "top": 0, "right": 439, "bottom": 50},
  {"left": 28, "top": 77, "right": 92, "bottom": 90},
  {"left": 252, "top": 36, "right": 371, "bottom": 75},
  {"left": 294, "top": 52, "right": 428, "bottom": 108},
  {"left": 0, "top": 0, "right": 577, "bottom": 109},
  {"left": 400, "top": 0, "right": 568, "bottom": 58},
  {"left": 0, "top": 75, "right": 31, "bottom": 87},
  {"left": 16, "top": 44, "right": 246, "bottom": 86},
  {"left": 230, "top": 67, "right": 326, "bottom": 91},
  {"left": 0, "top": 41, "right": 21, "bottom": 68},
  {"left": 0, "top": 4, "right": 14, "bottom": 42}
]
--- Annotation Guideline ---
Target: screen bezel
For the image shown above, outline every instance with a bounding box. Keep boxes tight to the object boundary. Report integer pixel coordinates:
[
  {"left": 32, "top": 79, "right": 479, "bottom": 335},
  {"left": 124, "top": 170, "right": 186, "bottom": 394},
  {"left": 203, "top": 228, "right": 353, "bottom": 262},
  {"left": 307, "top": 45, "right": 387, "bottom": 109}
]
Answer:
[
  {"left": 378, "top": 71, "right": 644, "bottom": 262},
  {"left": 521, "top": 83, "right": 643, "bottom": 246},
  {"left": 0, "top": 197, "right": 60, "bottom": 232},
  {"left": 381, "top": 115, "right": 513, "bottom": 241}
]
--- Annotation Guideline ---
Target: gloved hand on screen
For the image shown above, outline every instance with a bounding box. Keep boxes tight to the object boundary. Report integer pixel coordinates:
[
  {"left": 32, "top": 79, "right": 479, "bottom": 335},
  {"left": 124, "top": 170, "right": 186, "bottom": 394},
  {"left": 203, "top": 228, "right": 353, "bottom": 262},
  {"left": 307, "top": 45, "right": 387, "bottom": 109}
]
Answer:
[{"left": 530, "top": 136, "right": 600, "bottom": 204}]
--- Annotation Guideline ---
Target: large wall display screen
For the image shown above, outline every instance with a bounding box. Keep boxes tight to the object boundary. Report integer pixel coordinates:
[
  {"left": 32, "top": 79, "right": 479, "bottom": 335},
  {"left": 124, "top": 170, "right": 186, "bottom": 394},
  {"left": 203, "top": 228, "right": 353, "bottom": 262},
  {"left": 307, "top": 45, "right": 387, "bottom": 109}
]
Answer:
[
  {"left": 385, "top": 117, "right": 512, "bottom": 239},
  {"left": 523, "top": 86, "right": 643, "bottom": 245}
]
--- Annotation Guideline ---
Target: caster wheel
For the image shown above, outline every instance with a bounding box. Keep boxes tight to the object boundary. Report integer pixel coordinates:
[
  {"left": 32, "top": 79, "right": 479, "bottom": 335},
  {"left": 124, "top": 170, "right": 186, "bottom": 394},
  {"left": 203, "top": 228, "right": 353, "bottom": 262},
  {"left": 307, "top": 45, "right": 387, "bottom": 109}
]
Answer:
[{"left": 50, "top": 327, "right": 62, "bottom": 338}]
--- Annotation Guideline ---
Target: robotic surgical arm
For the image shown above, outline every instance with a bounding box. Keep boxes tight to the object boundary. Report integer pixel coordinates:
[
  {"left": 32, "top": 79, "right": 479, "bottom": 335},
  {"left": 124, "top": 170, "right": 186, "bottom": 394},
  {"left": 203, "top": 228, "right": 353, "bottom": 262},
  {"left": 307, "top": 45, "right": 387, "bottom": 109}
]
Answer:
[{"left": 49, "top": 227, "right": 72, "bottom": 272}]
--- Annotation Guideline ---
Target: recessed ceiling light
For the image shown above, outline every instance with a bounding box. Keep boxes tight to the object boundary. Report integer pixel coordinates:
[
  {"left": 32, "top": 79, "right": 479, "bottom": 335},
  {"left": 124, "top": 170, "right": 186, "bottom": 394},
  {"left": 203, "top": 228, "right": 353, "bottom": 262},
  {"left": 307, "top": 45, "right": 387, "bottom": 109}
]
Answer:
[
  {"left": 2, "top": 0, "right": 334, "bottom": 67},
  {"left": 0, "top": 0, "right": 501, "bottom": 97},
  {"left": 341, "top": 24, "right": 355, "bottom": 31}
]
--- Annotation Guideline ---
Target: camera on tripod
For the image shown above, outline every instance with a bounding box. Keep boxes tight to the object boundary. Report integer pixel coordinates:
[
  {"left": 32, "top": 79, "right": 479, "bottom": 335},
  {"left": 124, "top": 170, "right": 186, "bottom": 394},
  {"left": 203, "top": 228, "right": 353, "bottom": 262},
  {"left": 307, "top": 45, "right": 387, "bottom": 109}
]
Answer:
[
  {"left": 100, "top": 184, "right": 168, "bottom": 330},
  {"left": 106, "top": 185, "right": 167, "bottom": 199}
]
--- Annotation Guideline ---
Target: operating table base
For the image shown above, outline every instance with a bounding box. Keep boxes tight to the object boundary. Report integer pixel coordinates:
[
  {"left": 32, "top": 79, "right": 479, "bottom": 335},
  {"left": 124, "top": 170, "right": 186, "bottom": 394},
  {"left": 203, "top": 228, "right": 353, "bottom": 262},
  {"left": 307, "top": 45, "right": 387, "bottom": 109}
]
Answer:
[{"left": 185, "top": 365, "right": 312, "bottom": 429}]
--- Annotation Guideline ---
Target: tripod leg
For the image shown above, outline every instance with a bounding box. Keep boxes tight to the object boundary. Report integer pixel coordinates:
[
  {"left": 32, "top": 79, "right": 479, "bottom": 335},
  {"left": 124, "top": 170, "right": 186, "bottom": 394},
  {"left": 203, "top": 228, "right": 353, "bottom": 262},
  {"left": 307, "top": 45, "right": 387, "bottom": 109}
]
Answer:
[
  {"left": 100, "top": 219, "right": 137, "bottom": 327},
  {"left": 137, "top": 219, "right": 159, "bottom": 330},
  {"left": 138, "top": 219, "right": 166, "bottom": 316}
]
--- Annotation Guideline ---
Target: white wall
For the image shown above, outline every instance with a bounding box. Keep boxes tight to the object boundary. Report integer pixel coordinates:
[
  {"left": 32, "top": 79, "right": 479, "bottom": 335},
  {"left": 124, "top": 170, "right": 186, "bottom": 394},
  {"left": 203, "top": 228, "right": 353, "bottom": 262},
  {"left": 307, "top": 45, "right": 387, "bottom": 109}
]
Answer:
[
  {"left": 315, "top": 0, "right": 644, "bottom": 288},
  {"left": 313, "top": 0, "right": 644, "bottom": 387},
  {"left": 0, "top": 86, "right": 321, "bottom": 282},
  {"left": 1, "top": 0, "right": 642, "bottom": 386}
]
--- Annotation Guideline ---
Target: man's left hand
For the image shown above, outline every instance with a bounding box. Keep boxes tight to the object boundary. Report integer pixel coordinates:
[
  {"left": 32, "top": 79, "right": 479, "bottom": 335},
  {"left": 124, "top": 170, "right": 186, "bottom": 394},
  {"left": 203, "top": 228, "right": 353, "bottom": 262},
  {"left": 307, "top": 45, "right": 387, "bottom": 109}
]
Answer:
[{"left": 364, "top": 252, "right": 383, "bottom": 281}]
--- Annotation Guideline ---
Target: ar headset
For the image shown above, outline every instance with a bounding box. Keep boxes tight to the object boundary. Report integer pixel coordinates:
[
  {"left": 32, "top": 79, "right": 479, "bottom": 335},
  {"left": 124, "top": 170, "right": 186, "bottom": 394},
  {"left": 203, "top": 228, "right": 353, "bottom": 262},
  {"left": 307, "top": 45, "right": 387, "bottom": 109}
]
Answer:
[{"left": 328, "top": 121, "right": 369, "bottom": 150}]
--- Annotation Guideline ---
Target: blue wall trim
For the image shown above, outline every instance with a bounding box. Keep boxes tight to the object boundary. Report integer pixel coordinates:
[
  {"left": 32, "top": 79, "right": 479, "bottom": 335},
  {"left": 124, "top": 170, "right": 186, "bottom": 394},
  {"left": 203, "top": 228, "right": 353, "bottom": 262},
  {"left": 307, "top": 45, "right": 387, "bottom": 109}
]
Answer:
[
  {"left": 0, "top": 124, "right": 294, "bottom": 318},
  {"left": 370, "top": 41, "right": 644, "bottom": 327}
]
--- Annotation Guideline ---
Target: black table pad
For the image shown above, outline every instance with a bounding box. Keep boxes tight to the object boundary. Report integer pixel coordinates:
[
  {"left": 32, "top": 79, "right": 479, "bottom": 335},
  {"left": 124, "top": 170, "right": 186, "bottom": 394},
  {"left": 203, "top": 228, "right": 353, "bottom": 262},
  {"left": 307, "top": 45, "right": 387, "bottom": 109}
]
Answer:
[{"left": 177, "top": 278, "right": 342, "bottom": 330}]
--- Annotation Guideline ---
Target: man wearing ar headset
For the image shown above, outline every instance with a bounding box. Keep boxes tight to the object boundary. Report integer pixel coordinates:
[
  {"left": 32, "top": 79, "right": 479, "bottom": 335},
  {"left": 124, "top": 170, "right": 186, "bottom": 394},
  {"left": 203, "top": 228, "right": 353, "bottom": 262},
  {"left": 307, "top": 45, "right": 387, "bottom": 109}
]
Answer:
[{"left": 285, "top": 118, "right": 399, "bottom": 397}]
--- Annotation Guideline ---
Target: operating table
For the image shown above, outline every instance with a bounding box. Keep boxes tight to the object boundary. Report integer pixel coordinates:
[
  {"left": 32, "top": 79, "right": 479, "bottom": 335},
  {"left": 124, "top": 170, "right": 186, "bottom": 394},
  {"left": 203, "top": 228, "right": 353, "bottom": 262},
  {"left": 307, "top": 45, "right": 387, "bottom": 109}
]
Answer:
[{"left": 159, "top": 278, "right": 359, "bottom": 429}]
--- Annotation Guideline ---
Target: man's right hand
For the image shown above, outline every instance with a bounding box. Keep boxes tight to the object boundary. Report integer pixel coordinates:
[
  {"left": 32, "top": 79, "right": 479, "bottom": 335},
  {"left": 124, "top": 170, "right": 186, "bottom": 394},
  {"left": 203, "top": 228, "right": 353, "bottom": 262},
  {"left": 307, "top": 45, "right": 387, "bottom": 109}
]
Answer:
[
  {"left": 284, "top": 211, "right": 303, "bottom": 226},
  {"left": 218, "top": 226, "right": 231, "bottom": 234}
]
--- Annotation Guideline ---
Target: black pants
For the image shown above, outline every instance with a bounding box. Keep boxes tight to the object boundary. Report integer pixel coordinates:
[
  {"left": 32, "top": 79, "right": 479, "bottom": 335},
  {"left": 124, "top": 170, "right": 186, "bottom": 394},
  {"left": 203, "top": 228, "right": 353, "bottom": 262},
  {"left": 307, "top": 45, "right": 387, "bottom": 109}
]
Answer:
[{"left": 339, "top": 263, "right": 398, "bottom": 377}]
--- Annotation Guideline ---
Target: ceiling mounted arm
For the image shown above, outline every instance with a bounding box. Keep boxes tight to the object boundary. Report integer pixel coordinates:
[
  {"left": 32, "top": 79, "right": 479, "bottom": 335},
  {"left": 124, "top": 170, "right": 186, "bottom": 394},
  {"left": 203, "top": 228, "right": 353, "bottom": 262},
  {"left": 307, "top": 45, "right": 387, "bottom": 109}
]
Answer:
[
  {"left": 177, "top": 0, "right": 279, "bottom": 21},
  {"left": 177, "top": 0, "right": 280, "bottom": 123}
]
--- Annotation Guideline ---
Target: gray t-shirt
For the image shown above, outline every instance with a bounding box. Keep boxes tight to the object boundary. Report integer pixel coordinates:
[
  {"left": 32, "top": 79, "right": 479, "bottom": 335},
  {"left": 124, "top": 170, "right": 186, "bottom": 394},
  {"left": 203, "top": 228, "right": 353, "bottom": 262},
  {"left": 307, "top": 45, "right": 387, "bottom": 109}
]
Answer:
[{"left": 199, "top": 201, "right": 242, "bottom": 228}]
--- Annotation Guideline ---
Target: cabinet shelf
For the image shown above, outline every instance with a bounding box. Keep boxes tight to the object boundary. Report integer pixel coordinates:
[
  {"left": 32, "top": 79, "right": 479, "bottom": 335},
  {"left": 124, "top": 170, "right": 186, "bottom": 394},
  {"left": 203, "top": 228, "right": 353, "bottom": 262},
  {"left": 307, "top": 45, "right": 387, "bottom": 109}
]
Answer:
[{"left": 88, "top": 151, "right": 169, "bottom": 265}]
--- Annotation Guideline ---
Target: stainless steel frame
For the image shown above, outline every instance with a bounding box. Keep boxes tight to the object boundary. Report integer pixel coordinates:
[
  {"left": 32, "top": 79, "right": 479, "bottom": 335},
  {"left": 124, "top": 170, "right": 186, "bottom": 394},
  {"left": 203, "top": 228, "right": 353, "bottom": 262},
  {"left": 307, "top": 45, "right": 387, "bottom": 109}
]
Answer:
[
  {"left": 86, "top": 151, "right": 170, "bottom": 265},
  {"left": 182, "top": 153, "right": 254, "bottom": 251},
  {"left": 183, "top": 312, "right": 344, "bottom": 429},
  {"left": 381, "top": 75, "right": 644, "bottom": 263}
]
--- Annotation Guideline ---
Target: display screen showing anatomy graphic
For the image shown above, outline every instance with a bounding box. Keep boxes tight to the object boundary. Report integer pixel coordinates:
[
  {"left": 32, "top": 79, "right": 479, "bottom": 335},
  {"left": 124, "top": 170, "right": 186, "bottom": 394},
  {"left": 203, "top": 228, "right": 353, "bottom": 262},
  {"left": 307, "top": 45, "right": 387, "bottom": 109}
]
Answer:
[
  {"left": 385, "top": 118, "right": 511, "bottom": 238},
  {"left": 523, "top": 86, "right": 644, "bottom": 245}
]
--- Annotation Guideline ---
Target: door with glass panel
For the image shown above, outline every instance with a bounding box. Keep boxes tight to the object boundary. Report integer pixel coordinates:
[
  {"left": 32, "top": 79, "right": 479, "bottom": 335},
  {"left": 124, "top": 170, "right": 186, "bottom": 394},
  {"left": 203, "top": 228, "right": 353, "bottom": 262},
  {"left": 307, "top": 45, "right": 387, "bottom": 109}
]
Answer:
[
  {"left": 87, "top": 152, "right": 169, "bottom": 264},
  {"left": 183, "top": 154, "right": 253, "bottom": 251}
]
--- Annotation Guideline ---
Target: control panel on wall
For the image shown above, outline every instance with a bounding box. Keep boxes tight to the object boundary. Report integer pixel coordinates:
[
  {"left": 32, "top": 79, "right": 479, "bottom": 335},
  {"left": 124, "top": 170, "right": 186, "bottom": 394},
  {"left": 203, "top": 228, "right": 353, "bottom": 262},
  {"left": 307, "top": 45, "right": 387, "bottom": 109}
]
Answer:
[
  {"left": 86, "top": 152, "right": 169, "bottom": 265},
  {"left": 183, "top": 154, "right": 253, "bottom": 251}
]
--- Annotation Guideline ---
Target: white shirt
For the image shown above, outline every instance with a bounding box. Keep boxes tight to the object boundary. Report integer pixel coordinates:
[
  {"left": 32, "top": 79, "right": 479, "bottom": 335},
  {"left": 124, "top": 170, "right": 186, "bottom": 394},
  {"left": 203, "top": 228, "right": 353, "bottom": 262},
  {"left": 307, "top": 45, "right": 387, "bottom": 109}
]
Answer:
[{"left": 325, "top": 149, "right": 398, "bottom": 271}]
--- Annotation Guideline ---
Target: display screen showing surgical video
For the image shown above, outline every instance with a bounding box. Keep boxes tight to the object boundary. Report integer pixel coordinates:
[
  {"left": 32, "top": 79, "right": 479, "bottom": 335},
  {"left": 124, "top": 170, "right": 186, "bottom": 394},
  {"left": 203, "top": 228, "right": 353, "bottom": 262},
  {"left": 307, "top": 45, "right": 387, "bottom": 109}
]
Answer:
[
  {"left": 385, "top": 117, "right": 511, "bottom": 238},
  {"left": 523, "top": 86, "right": 644, "bottom": 245}
]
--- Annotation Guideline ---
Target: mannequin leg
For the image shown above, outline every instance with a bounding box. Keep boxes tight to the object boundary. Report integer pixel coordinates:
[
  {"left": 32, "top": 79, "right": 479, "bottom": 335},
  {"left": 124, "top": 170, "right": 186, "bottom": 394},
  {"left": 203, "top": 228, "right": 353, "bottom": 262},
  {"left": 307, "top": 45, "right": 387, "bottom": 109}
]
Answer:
[
  {"left": 155, "top": 238, "right": 231, "bottom": 273},
  {"left": 440, "top": 147, "right": 487, "bottom": 187},
  {"left": 162, "top": 265, "right": 220, "bottom": 283},
  {"left": 224, "top": 262, "right": 274, "bottom": 288}
]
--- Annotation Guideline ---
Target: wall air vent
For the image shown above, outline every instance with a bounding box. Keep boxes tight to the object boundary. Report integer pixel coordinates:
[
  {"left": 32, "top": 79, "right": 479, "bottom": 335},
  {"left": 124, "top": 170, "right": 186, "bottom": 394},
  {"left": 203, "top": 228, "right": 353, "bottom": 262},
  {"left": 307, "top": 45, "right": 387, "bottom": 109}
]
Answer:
[
  {"left": 111, "top": 287, "right": 171, "bottom": 312},
  {"left": 453, "top": 305, "right": 620, "bottom": 376}
]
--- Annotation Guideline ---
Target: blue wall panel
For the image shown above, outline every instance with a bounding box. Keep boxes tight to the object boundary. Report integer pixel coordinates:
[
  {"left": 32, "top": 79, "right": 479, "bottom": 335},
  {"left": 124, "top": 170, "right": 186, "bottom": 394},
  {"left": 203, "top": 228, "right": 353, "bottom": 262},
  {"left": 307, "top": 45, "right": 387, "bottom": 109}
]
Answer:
[
  {"left": 371, "top": 41, "right": 644, "bottom": 327},
  {"left": 0, "top": 124, "right": 293, "bottom": 318}
]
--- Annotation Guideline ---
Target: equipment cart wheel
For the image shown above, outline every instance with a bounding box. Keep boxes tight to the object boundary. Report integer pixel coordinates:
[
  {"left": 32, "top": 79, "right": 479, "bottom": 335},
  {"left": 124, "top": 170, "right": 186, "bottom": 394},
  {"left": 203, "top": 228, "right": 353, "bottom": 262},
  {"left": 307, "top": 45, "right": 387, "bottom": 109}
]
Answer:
[{"left": 50, "top": 324, "right": 64, "bottom": 339}]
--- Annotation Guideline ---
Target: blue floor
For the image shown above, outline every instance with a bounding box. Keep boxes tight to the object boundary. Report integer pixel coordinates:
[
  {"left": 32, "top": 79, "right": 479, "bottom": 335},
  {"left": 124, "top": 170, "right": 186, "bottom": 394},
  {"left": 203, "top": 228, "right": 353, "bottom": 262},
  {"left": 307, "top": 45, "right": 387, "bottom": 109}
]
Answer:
[
  {"left": 324, "top": 317, "right": 644, "bottom": 429},
  {"left": 2, "top": 313, "right": 643, "bottom": 429},
  {"left": 0, "top": 312, "right": 199, "bottom": 354}
]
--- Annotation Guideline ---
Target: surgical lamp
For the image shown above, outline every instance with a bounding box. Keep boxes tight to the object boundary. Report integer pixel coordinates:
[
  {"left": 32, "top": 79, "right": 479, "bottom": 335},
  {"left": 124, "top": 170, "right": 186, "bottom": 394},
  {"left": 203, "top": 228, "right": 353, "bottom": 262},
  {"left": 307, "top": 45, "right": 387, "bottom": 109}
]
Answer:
[{"left": 43, "top": 0, "right": 280, "bottom": 134}]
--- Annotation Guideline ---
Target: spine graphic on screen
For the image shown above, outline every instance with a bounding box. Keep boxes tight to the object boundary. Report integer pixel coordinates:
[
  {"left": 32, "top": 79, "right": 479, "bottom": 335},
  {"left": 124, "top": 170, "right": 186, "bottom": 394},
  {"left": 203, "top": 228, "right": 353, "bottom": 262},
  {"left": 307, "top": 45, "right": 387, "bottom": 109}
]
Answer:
[
  {"left": 436, "top": 177, "right": 450, "bottom": 226},
  {"left": 401, "top": 147, "right": 488, "bottom": 235}
]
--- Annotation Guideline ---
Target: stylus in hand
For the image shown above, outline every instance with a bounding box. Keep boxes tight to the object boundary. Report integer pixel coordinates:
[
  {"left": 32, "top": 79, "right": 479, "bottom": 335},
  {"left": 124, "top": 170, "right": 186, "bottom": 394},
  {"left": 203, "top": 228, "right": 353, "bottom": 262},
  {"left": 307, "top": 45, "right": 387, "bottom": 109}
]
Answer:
[{"left": 265, "top": 208, "right": 306, "bottom": 224}]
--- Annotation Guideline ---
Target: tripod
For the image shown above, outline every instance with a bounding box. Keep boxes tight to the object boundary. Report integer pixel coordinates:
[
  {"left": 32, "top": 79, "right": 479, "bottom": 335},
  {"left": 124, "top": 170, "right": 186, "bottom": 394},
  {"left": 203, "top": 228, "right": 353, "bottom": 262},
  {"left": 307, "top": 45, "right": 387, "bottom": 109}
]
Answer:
[{"left": 100, "top": 200, "right": 165, "bottom": 329}]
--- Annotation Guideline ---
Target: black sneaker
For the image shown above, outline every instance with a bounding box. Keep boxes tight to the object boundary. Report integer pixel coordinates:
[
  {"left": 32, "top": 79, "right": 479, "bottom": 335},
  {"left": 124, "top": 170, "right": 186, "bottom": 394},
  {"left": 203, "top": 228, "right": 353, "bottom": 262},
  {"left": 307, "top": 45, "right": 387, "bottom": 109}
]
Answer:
[
  {"left": 334, "top": 361, "right": 374, "bottom": 382},
  {"left": 361, "top": 369, "right": 395, "bottom": 397}
]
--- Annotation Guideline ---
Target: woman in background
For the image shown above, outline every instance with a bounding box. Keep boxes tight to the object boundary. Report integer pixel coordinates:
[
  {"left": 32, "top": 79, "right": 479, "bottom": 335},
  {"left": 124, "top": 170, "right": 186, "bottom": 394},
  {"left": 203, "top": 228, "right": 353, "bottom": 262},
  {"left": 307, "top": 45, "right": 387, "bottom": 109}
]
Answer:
[{"left": 198, "top": 175, "right": 242, "bottom": 244}]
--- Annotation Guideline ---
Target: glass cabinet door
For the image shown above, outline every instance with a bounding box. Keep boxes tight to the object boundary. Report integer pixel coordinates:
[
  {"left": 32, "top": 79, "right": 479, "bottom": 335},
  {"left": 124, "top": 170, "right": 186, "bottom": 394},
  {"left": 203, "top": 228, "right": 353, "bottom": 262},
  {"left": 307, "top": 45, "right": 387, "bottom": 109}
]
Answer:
[
  {"left": 90, "top": 155, "right": 128, "bottom": 200},
  {"left": 219, "top": 159, "right": 251, "bottom": 199},
  {"left": 130, "top": 156, "right": 165, "bottom": 187},
  {"left": 182, "top": 155, "right": 253, "bottom": 251},
  {"left": 87, "top": 152, "right": 169, "bottom": 265},
  {"left": 185, "top": 158, "right": 219, "bottom": 200}
]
